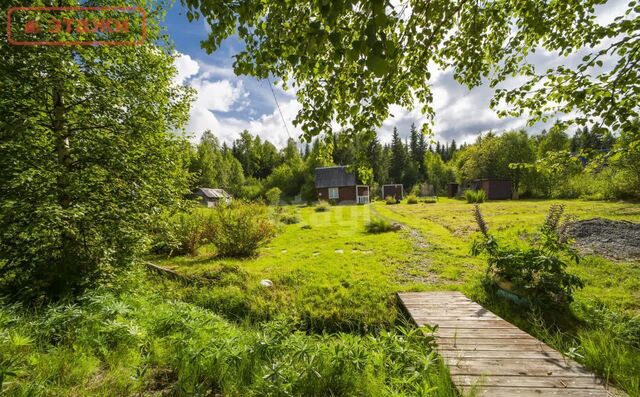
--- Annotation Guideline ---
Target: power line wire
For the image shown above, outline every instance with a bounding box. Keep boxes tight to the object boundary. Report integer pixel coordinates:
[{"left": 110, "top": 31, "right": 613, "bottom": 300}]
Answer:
[{"left": 266, "top": 76, "right": 292, "bottom": 139}]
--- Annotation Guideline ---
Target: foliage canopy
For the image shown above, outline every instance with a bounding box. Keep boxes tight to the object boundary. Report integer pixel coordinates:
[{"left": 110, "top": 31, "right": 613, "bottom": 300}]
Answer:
[{"left": 182, "top": 0, "right": 639, "bottom": 141}]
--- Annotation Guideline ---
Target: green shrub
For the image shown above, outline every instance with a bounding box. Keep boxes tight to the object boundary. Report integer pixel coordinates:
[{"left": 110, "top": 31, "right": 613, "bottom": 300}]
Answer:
[
  {"left": 365, "top": 218, "right": 395, "bottom": 233},
  {"left": 279, "top": 213, "right": 301, "bottom": 224},
  {"left": 406, "top": 194, "right": 418, "bottom": 204},
  {"left": 209, "top": 201, "right": 276, "bottom": 257},
  {"left": 471, "top": 204, "right": 583, "bottom": 304},
  {"left": 314, "top": 200, "right": 330, "bottom": 212},
  {"left": 423, "top": 197, "right": 437, "bottom": 204},
  {"left": 465, "top": 189, "right": 486, "bottom": 203},
  {"left": 152, "top": 211, "right": 212, "bottom": 256},
  {"left": 385, "top": 195, "right": 399, "bottom": 205},
  {"left": 265, "top": 187, "right": 282, "bottom": 206}
]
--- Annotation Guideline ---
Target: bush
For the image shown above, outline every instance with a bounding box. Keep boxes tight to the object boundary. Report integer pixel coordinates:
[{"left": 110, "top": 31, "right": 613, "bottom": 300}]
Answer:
[
  {"left": 365, "top": 218, "right": 395, "bottom": 233},
  {"left": 209, "top": 201, "right": 276, "bottom": 257},
  {"left": 423, "top": 197, "right": 438, "bottom": 204},
  {"left": 279, "top": 212, "right": 301, "bottom": 225},
  {"left": 314, "top": 201, "right": 330, "bottom": 212},
  {"left": 152, "top": 211, "right": 212, "bottom": 256},
  {"left": 465, "top": 189, "right": 486, "bottom": 203},
  {"left": 471, "top": 204, "right": 584, "bottom": 304},
  {"left": 265, "top": 187, "right": 282, "bottom": 206},
  {"left": 385, "top": 196, "right": 399, "bottom": 205},
  {"left": 406, "top": 194, "right": 418, "bottom": 204}
]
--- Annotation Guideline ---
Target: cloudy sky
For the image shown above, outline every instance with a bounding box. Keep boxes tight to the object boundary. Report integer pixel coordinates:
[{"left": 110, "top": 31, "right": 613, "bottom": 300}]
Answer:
[{"left": 163, "top": 1, "right": 627, "bottom": 148}]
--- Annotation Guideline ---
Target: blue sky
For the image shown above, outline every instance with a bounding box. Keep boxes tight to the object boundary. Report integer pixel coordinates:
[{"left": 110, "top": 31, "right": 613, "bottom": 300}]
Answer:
[{"left": 162, "top": 0, "right": 627, "bottom": 148}]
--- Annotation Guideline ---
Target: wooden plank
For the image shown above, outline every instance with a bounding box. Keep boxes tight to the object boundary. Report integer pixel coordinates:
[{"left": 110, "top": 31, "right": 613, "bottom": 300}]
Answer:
[
  {"left": 452, "top": 375, "right": 606, "bottom": 389},
  {"left": 414, "top": 320, "right": 514, "bottom": 328},
  {"left": 441, "top": 350, "right": 566, "bottom": 360},
  {"left": 437, "top": 337, "right": 547, "bottom": 345},
  {"left": 475, "top": 387, "right": 610, "bottom": 397},
  {"left": 439, "top": 343, "right": 557, "bottom": 352},
  {"left": 470, "top": 386, "right": 610, "bottom": 397},
  {"left": 429, "top": 327, "right": 529, "bottom": 336},
  {"left": 445, "top": 358, "right": 594, "bottom": 377},
  {"left": 397, "top": 292, "right": 613, "bottom": 396}
]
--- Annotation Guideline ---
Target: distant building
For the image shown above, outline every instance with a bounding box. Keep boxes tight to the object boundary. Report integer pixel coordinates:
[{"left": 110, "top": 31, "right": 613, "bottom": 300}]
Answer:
[
  {"left": 382, "top": 184, "right": 404, "bottom": 201},
  {"left": 193, "top": 188, "right": 232, "bottom": 207},
  {"left": 315, "top": 166, "right": 370, "bottom": 204},
  {"left": 465, "top": 179, "right": 512, "bottom": 200},
  {"left": 447, "top": 182, "right": 459, "bottom": 198}
]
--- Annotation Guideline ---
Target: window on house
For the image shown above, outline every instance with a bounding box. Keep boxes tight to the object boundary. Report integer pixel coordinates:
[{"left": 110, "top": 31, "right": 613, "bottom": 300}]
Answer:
[{"left": 328, "top": 187, "right": 339, "bottom": 199}]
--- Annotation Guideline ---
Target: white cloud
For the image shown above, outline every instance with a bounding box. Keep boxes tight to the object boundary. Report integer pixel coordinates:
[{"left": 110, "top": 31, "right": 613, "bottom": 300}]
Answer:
[
  {"left": 173, "top": 53, "right": 200, "bottom": 84},
  {"left": 191, "top": 79, "right": 245, "bottom": 112}
]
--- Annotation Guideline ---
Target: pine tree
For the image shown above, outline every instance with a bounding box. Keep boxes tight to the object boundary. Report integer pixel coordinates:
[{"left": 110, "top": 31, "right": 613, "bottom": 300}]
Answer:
[{"left": 390, "top": 127, "right": 406, "bottom": 184}]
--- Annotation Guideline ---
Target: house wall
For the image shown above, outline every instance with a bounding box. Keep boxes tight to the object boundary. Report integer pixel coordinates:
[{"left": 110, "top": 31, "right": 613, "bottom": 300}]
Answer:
[
  {"left": 317, "top": 187, "right": 329, "bottom": 201},
  {"left": 339, "top": 186, "right": 357, "bottom": 201},
  {"left": 316, "top": 186, "right": 357, "bottom": 203},
  {"left": 357, "top": 186, "right": 369, "bottom": 196}
]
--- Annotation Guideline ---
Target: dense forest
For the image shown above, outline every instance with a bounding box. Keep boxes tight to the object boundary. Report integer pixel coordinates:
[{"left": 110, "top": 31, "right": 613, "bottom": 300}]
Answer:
[{"left": 190, "top": 121, "right": 640, "bottom": 202}]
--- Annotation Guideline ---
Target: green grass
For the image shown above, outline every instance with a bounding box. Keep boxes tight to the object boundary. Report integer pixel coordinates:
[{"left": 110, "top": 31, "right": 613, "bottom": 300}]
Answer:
[
  {"left": 157, "top": 205, "right": 419, "bottom": 332},
  {"left": 2, "top": 199, "right": 639, "bottom": 395}
]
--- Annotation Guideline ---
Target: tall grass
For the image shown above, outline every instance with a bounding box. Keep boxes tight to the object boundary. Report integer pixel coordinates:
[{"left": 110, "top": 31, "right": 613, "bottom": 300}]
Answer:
[
  {"left": 465, "top": 189, "right": 486, "bottom": 203},
  {"left": 0, "top": 270, "right": 457, "bottom": 396}
]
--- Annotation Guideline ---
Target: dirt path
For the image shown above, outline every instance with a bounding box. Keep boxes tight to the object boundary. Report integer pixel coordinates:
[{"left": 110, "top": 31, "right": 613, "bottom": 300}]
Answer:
[{"left": 370, "top": 205, "right": 441, "bottom": 284}]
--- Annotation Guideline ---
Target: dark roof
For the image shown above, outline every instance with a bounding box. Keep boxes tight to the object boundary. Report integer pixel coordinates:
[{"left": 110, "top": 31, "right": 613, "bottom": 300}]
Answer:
[
  {"left": 315, "top": 166, "right": 357, "bottom": 188},
  {"left": 195, "top": 188, "right": 231, "bottom": 199}
]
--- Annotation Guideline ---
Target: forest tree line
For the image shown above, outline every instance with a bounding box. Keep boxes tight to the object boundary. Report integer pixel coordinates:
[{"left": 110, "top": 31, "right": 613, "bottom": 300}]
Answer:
[{"left": 190, "top": 121, "right": 640, "bottom": 202}]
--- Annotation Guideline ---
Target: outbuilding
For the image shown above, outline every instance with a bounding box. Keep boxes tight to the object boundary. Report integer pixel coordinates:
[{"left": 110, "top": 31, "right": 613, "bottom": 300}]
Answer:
[
  {"left": 315, "top": 166, "right": 370, "bottom": 204},
  {"left": 470, "top": 179, "right": 512, "bottom": 200},
  {"left": 382, "top": 184, "right": 404, "bottom": 201},
  {"left": 193, "top": 188, "right": 232, "bottom": 207}
]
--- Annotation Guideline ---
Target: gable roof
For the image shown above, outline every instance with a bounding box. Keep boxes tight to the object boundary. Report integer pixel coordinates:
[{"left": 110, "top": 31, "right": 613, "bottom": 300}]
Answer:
[
  {"left": 315, "top": 166, "right": 357, "bottom": 188},
  {"left": 195, "top": 188, "right": 231, "bottom": 199}
]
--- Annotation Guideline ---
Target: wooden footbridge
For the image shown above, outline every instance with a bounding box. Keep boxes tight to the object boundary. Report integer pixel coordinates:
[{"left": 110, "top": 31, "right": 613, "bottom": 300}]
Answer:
[{"left": 398, "top": 292, "right": 618, "bottom": 397}]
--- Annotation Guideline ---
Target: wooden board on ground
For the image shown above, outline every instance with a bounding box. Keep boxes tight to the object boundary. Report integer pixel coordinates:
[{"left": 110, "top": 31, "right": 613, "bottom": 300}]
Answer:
[{"left": 398, "top": 292, "right": 619, "bottom": 397}]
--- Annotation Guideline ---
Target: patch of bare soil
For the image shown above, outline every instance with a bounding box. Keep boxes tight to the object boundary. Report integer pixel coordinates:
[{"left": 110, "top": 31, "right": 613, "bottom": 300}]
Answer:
[{"left": 564, "top": 218, "right": 640, "bottom": 260}]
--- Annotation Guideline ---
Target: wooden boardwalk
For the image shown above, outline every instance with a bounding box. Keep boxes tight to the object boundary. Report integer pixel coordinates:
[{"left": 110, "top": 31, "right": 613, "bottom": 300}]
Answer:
[{"left": 398, "top": 292, "right": 616, "bottom": 397}]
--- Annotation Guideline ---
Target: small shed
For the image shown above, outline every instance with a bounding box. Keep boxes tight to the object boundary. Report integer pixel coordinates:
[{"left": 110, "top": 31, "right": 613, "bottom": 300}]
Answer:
[
  {"left": 447, "top": 183, "right": 459, "bottom": 198},
  {"left": 315, "top": 166, "right": 370, "bottom": 204},
  {"left": 471, "top": 179, "right": 512, "bottom": 200},
  {"left": 382, "top": 184, "right": 404, "bottom": 201},
  {"left": 193, "top": 188, "right": 232, "bottom": 207}
]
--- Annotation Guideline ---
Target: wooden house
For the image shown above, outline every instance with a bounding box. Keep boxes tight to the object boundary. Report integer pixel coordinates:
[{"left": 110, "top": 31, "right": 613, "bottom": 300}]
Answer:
[{"left": 315, "top": 166, "right": 370, "bottom": 204}]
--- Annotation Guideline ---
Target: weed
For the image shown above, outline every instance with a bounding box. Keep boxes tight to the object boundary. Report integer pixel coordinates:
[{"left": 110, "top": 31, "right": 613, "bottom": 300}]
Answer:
[
  {"left": 315, "top": 201, "right": 330, "bottom": 212},
  {"left": 364, "top": 218, "right": 395, "bottom": 234}
]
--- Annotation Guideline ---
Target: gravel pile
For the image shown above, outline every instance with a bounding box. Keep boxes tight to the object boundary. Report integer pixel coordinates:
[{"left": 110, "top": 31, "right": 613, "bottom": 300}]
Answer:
[{"left": 564, "top": 218, "right": 640, "bottom": 260}]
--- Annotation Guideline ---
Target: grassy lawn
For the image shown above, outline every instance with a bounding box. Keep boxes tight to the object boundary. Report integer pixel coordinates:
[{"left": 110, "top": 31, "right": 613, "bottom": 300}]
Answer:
[
  {"left": 157, "top": 205, "right": 421, "bottom": 332},
  {"left": 157, "top": 198, "right": 640, "bottom": 395}
]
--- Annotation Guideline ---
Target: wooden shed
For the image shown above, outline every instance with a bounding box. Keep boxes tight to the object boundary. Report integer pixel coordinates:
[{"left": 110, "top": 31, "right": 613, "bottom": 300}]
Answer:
[
  {"left": 382, "top": 184, "right": 404, "bottom": 201},
  {"left": 446, "top": 183, "right": 459, "bottom": 198},
  {"left": 471, "top": 179, "right": 512, "bottom": 200},
  {"left": 193, "top": 188, "right": 232, "bottom": 207}
]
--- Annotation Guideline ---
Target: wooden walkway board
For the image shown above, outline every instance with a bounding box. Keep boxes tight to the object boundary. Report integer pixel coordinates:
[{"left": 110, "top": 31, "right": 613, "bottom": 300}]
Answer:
[{"left": 398, "top": 292, "right": 617, "bottom": 397}]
